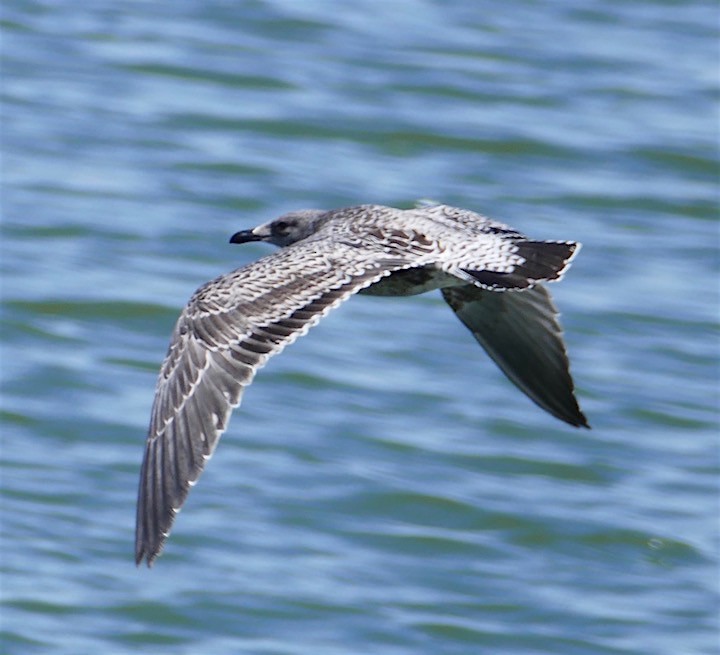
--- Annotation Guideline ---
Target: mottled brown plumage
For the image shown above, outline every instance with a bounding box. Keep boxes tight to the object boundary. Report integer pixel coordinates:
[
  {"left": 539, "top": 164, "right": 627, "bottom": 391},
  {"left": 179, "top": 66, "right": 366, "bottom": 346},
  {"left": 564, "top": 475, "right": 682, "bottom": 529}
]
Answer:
[{"left": 136, "top": 203, "right": 588, "bottom": 566}]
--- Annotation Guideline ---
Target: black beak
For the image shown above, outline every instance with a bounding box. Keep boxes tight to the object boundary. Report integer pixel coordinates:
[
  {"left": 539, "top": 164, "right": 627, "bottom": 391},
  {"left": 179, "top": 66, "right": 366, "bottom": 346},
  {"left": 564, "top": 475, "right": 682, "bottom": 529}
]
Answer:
[{"left": 229, "top": 229, "right": 263, "bottom": 244}]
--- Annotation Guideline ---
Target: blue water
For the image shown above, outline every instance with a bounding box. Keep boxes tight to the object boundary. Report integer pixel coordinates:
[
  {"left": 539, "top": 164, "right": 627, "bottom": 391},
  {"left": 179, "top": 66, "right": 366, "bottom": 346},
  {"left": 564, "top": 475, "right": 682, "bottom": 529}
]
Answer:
[{"left": 2, "top": 1, "right": 718, "bottom": 653}]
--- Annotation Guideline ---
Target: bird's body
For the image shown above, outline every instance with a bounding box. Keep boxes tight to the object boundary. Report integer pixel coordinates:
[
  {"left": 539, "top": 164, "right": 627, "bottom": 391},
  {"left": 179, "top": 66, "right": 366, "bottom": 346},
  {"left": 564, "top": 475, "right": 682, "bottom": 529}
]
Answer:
[{"left": 135, "top": 203, "right": 588, "bottom": 566}]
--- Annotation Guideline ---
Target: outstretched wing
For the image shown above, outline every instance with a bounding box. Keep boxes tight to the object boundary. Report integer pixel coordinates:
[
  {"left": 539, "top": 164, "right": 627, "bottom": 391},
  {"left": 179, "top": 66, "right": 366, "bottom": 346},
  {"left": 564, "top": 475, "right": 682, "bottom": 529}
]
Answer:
[
  {"left": 136, "top": 242, "right": 411, "bottom": 566},
  {"left": 442, "top": 283, "right": 589, "bottom": 428}
]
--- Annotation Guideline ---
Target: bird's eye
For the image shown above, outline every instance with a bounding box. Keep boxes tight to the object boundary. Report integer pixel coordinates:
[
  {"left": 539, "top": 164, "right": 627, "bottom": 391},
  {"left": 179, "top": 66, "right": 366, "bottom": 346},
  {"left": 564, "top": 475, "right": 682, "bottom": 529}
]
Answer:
[{"left": 273, "top": 221, "right": 290, "bottom": 235}]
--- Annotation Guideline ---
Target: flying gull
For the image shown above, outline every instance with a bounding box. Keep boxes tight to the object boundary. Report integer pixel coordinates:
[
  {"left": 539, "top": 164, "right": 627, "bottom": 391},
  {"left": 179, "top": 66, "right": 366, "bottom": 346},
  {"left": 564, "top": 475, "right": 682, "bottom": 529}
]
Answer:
[{"left": 135, "top": 203, "right": 589, "bottom": 566}]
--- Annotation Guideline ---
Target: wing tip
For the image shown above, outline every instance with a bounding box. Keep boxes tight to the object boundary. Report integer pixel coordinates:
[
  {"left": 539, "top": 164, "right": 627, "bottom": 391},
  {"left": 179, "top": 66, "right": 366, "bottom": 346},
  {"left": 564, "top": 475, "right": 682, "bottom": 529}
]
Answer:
[
  {"left": 549, "top": 383, "right": 590, "bottom": 429},
  {"left": 135, "top": 534, "right": 165, "bottom": 568},
  {"left": 565, "top": 409, "right": 591, "bottom": 429}
]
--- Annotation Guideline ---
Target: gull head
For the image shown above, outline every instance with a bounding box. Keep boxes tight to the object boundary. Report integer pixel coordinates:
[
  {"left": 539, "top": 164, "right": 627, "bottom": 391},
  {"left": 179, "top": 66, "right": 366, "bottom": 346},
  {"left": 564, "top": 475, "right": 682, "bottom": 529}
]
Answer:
[{"left": 230, "top": 209, "right": 327, "bottom": 248}]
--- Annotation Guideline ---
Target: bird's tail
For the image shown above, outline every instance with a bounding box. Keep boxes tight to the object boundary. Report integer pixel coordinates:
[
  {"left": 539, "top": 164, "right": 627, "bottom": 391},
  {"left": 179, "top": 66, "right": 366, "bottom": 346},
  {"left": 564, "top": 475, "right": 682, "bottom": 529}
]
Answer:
[{"left": 460, "top": 240, "right": 581, "bottom": 290}]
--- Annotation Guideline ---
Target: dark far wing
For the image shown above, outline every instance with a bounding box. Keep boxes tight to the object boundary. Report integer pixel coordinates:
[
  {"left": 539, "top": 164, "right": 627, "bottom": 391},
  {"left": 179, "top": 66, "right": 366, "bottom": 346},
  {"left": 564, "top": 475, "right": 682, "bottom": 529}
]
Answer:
[{"left": 442, "top": 283, "right": 589, "bottom": 428}]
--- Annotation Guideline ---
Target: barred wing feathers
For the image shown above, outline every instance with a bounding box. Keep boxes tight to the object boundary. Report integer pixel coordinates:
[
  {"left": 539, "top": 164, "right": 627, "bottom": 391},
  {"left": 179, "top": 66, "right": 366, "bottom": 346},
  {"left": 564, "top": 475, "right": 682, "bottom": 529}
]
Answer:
[{"left": 135, "top": 242, "right": 414, "bottom": 566}]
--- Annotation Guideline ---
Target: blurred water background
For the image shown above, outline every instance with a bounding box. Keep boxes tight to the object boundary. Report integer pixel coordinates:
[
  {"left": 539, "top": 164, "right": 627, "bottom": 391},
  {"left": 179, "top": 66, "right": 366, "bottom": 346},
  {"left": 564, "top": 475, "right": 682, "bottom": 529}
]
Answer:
[{"left": 2, "top": 1, "right": 719, "bottom": 653}]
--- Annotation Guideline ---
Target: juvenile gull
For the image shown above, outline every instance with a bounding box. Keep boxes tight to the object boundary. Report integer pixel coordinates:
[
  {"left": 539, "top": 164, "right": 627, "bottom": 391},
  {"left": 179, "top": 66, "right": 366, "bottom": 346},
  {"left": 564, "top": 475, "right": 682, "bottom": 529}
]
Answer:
[{"left": 135, "top": 203, "right": 589, "bottom": 566}]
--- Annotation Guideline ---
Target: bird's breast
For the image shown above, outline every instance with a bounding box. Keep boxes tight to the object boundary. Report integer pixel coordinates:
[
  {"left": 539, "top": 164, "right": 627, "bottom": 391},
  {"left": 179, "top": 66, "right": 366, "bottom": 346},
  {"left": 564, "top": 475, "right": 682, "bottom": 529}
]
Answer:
[{"left": 359, "top": 266, "right": 463, "bottom": 297}]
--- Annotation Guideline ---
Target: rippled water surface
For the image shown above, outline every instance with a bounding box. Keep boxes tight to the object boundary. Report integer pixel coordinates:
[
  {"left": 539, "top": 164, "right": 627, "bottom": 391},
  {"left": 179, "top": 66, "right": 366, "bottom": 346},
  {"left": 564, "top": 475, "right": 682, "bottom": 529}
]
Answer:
[{"left": 2, "top": 1, "right": 719, "bottom": 654}]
